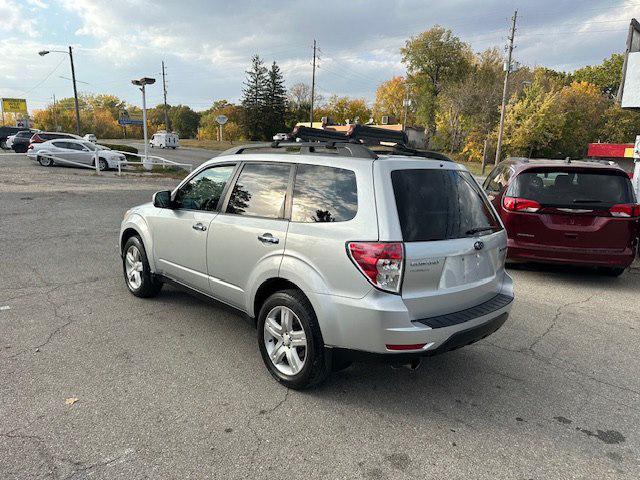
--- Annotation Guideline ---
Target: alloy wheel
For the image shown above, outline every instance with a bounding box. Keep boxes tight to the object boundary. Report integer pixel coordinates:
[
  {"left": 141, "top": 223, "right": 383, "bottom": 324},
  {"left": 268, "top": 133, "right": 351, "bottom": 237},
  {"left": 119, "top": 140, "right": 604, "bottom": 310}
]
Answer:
[
  {"left": 125, "top": 245, "right": 144, "bottom": 290},
  {"left": 263, "top": 306, "right": 307, "bottom": 376}
]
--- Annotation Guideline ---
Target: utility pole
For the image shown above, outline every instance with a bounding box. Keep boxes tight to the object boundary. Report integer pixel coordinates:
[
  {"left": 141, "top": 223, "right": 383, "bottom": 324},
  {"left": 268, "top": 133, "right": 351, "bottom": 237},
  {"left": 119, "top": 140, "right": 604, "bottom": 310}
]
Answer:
[
  {"left": 68, "top": 46, "right": 81, "bottom": 136},
  {"left": 494, "top": 10, "right": 517, "bottom": 165},
  {"left": 310, "top": 39, "right": 316, "bottom": 128},
  {"left": 52, "top": 94, "right": 59, "bottom": 131},
  {"left": 161, "top": 61, "right": 171, "bottom": 131}
]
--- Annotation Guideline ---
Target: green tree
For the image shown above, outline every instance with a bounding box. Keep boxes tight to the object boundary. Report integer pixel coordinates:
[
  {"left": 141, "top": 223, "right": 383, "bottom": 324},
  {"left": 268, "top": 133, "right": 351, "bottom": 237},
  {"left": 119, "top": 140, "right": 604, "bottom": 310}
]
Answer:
[
  {"left": 401, "top": 26, "right": 473, "bottom": 143},
  {"left": 599, "top": 105, "right": 640, "bottom": 143},
  {"left": 168, "top": 105, "right": 200, "bottom": 138},
  {"left": 572, "top": 53, "right": 623, "bottom": 98},
  {"left": 241, "top": 55, "right": 268, "bottom": 140},
  {"left": 264, "top": 61, "right": 288, "bottom": 137},
  {"left": 316, "top": 95, "right": 371, "bottom": 124}
]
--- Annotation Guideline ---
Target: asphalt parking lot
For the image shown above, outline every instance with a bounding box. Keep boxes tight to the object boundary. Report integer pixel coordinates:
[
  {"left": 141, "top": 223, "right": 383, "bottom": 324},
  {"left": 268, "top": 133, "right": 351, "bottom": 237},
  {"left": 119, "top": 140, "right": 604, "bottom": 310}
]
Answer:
[{"left": 1, "top": 154, "right": 639, "bottom": 479}]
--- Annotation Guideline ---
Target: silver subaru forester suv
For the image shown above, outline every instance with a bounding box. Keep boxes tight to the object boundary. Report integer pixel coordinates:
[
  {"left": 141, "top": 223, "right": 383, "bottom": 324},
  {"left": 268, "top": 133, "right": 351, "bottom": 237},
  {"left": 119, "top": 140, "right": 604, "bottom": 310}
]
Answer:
[{"left": 120, "top": 143, "right": 513, "bottom": 389}]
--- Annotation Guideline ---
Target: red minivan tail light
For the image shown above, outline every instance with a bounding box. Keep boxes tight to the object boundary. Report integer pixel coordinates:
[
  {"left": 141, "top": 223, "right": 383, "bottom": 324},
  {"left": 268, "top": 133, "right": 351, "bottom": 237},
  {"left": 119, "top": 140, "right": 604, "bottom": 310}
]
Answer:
[
  {"left": 347, "top": 242, "right": 404, "bottom": 294},
  {"left": 610, "top": 204, "right": 640, "bottom": 218},
  {"left": 503, "top": 196, "right": 541, "bottom": 213}
]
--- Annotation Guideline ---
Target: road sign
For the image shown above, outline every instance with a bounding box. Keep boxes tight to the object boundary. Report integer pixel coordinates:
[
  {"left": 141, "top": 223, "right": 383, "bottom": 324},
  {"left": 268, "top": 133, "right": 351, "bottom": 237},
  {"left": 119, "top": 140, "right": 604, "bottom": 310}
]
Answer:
[
  {"left": 216, "top": 115, "right": 228, "bottom": 125},
  {"left": 118, "top": 110, "right": 144, "bottom": 126},
  {"left": 1, "top": 98, "right": 27, "bottom": 113}
]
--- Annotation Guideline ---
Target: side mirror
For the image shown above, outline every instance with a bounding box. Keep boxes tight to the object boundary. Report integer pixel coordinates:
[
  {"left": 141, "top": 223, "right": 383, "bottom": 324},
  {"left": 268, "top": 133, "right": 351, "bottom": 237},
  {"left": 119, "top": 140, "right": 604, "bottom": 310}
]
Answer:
[{"left": 153, "top": 190, "right": 173, "bottom": 208}]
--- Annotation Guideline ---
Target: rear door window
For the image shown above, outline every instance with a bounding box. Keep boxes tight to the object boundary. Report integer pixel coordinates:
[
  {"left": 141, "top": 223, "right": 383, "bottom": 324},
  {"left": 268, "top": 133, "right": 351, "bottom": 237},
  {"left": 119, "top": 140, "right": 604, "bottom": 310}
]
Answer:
[
  {"left": 291, "top": 164, "right": 357, "bottom": 222},
  {"left": 226, "top": 163, "right": 292, "bottom": 218},
  {"left": 508, "top": 169, "right": 635, "bottom": 207},
  {"left": 392, "top": 169, "right": 501, "bottom": 242}
]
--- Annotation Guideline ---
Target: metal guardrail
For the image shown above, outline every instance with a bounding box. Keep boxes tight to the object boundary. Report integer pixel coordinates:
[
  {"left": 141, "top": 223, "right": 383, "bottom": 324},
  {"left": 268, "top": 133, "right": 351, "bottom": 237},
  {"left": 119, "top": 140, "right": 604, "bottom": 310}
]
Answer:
[
  {"left": 7, "top": 149, "right": 193, "bottom": 175},
  {"left": 111, "top": 150, "right": 193, "bottom": 174}
]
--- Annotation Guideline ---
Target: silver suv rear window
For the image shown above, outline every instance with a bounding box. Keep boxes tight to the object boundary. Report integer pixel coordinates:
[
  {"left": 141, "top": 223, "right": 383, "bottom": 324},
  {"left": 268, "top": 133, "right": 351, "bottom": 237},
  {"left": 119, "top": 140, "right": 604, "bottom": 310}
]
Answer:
[{"left": 391, "top": 169, "right": 501, "bottom": 242}]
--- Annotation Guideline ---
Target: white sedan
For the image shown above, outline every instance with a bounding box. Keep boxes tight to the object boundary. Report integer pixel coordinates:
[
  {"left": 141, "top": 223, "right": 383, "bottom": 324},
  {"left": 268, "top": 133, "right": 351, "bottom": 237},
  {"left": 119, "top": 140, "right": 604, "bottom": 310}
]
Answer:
[{"left": 27, "top": 139, "right": 126, "bottom": 170}]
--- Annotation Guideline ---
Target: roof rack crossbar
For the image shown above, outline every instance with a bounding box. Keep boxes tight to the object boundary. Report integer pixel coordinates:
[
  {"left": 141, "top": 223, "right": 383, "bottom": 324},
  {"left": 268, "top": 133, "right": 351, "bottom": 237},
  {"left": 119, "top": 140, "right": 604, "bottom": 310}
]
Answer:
[{"left": 219, "top": 141, "right": 378, "bottom": 159}]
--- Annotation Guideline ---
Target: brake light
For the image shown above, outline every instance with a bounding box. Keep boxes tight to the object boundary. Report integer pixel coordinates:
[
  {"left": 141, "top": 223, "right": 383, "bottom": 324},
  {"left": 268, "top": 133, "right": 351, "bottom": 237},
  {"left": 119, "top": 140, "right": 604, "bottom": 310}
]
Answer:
[
  {"left": 503, "top": 196, "right": 541, "bottom": 213},
  {"left": 28, "top": 144, "right": 34, "bottom": 150},
  {"left": 610, "top": 204, "right": 640, "bottom": 218},
  {"left": 347, "top": 242, "right": 404, "bottom": 293}
]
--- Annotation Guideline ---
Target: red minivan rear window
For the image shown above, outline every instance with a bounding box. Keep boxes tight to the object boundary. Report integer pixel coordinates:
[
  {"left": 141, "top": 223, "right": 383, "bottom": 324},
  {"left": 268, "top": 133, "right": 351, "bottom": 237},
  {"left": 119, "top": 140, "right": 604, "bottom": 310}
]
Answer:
[{"left": 508, "top": 169, "right": 635, "bottom": 207}]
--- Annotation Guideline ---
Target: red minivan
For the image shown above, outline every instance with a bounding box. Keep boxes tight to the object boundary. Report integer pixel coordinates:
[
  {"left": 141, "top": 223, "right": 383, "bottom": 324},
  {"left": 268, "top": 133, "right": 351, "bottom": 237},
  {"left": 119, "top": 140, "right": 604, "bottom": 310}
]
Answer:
[{"left": 483, "top": 159, "right": 639, "bottom": 276}]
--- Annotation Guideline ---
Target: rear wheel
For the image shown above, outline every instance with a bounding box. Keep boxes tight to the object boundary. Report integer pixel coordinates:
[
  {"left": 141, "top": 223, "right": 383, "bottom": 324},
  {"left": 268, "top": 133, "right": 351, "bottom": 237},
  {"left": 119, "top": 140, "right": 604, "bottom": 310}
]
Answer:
[
  {"left": 598, "top": 266, "right": 625, "bottom": 277},
  {"left": 122, "top": 236, "right": 162, "bottom": 297},
  {"left": 257, "top": 290, "right": 330, "bottom": 389}
]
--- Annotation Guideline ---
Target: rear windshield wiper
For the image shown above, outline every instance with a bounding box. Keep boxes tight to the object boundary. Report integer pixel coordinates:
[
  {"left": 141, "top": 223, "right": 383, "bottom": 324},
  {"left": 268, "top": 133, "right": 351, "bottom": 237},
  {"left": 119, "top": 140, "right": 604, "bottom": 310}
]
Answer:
[
  {"left": 465, "top": 226, "right": 497, "bottom": 235},
  {"left": 572, "top": 199, "right": 604, "bottom": 204}
]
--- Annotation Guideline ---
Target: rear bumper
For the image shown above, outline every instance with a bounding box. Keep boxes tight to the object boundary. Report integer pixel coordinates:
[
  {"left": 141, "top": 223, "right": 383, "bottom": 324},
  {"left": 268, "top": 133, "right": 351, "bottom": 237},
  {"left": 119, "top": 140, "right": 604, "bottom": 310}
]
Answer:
[
  {"left": 314, "top": 271, "right": 513, "bottom": 356},
  {"left": 330, "top": 312, "right": 509, "bottom": 364},
  {"left": 507, "top": 239, "right": 635, "bottom": 267}
]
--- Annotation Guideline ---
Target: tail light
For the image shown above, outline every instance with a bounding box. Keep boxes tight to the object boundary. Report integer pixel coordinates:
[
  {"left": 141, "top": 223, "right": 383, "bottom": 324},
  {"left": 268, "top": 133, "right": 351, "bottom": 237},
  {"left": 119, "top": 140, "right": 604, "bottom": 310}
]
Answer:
[
  {"left": 347, "top": 242, "right": 404, "bottom": 293},
  {"left": 610, "top": 204, "right": 640, "bottom": 218},
  {"left": 28, "top": 144, "right": 34, "bottom": 150},
  {"left": 503, "top": 196, "right": 541, "bottom": 213}
]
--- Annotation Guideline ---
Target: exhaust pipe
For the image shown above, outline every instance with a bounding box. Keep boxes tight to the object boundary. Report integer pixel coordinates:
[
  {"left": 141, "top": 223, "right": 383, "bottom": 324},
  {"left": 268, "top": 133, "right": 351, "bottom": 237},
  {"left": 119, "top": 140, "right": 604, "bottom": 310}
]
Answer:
[{"left": 391, "top": 358, "right": 421, "bottom": 371}]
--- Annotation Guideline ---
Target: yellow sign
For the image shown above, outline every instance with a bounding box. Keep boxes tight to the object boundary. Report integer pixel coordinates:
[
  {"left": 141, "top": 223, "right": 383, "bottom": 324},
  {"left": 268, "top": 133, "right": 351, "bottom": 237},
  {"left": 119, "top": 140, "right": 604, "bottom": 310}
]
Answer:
[{"left": 1, "top": 98, "right": 27, "bottom": 113}]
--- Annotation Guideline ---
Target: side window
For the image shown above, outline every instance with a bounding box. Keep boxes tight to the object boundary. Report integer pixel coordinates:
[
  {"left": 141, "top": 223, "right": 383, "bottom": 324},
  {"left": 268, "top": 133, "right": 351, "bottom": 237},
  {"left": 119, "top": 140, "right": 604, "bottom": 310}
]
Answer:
[
  {"left": 67, "top": 142, "right": 85, "bottom": 151},
  {"left": 291, "top": 164, "right": 358, "bottom": 222},
  {"left": 51, "top": 141, "right": 66, "bottom": 148},
  {"left": 226, "top": 163, "right": 291, "bottom": 218},
  {"left": 484, "top": 165, "right": 509, "bottom": 192},
  {"left": 174, "top": 164, "right": 236, "bottom": 211}
]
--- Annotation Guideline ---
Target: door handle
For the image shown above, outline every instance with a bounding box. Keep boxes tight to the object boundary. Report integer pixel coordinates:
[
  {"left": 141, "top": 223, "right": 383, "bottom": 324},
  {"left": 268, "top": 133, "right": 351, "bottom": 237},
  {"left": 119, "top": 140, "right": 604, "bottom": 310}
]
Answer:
[
  {"left": 192, "top": 222, "right": 207, "bottom": 231},
  {"left": 258, "top": 233, "right": 279, "bottom": 244}
]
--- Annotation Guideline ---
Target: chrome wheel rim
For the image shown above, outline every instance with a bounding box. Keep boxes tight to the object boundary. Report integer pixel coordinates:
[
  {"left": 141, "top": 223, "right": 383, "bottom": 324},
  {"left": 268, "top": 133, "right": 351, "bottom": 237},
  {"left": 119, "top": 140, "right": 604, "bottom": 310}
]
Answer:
[
  {"left": 98, "top": 159, "right": 107, "bottom": 170},
  {"left": 263, "top": 306, "right": 307, "bottom": 376},
  {"left": 125, "top": 245, "right": 144, "bottom": 290}
]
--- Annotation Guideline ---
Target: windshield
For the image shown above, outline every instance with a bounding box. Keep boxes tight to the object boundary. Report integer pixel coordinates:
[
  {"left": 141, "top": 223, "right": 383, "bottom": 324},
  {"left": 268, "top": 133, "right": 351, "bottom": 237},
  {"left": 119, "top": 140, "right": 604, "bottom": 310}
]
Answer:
[
  {"left": 508, "top": 169, "right": 634, "bottom": 207},
  {"left": 391, "top": 169, "right": 502, "bottom": 242}
]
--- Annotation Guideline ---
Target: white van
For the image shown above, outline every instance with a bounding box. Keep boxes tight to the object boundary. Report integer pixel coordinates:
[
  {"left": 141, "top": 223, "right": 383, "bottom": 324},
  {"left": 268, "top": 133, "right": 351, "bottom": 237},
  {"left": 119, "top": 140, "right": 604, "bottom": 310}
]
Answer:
[{"left": 150, "top": 132, "right": 179, "bottom": 149}]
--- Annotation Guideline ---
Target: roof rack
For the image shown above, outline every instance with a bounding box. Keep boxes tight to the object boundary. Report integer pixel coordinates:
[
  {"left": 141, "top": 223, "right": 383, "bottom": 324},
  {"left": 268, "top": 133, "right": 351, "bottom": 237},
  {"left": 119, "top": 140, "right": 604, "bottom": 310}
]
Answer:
[
  {"left": 369, "top": 143, "right": 455, "bottom": 162},
  {"left": 219, "top": 141, "right": 378, "bottom": 159}
]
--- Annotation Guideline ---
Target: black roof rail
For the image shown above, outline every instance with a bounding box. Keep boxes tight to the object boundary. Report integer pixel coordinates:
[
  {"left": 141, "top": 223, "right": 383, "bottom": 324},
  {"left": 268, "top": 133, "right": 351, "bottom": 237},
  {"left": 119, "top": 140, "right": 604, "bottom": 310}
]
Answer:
[
  {"left": 218, "top": 141, "right": 378, "bottom": 159},
  {"left": 370, "top": 144, "right": 455, "bottom": 162}
]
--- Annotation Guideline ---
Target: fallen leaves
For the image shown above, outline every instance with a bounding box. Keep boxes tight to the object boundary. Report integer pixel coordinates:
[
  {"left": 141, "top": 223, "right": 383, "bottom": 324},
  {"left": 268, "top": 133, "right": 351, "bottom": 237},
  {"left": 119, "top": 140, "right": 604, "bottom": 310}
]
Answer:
[{"left": 65, "top": 397, "right": 79, "bottom": 405}]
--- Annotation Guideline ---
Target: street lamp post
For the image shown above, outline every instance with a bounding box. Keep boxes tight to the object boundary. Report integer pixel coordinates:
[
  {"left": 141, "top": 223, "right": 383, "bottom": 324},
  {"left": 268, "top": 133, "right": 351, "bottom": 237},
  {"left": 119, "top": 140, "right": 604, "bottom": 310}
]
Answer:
[
  {"left": 39, "top": 47, "right": 81, "bottom": 136},
  {"left": 132, "top": 77, "right": 156, "bottom": 170}
]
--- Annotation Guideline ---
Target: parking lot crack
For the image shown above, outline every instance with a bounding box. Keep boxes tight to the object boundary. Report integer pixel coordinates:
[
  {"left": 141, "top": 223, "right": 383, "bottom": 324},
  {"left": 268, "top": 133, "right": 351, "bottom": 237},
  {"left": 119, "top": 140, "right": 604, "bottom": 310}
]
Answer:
[{"left": 527, "top": 294, "right": 595, "bottom": 353}]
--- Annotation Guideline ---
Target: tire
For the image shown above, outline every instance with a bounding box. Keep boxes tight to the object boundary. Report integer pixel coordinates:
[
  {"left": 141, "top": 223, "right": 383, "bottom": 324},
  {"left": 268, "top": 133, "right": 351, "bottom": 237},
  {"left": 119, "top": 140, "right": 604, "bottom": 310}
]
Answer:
[
  {"left": 97, "top": 157, "right": 108, "bottom": 171},
  {"left": 0, "top": 140, "right": 7, "bottom": 150},
  {"left": 122, "top": 235, "right": 162, "bottom": 298},
  {"left": 598, "top": 266, "right": 625, "bottom": 277},
  {"left": 257, "top": 289, "right": 330, "bottom": 389},
  {"left": 37, "top": 155, "right": 54, "bottom": 167}
]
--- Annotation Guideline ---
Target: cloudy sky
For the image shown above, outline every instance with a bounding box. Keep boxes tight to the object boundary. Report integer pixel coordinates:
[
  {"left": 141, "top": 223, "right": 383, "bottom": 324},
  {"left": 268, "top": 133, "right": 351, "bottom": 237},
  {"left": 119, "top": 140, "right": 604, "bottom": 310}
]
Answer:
[{"left": 0, "top": 0, "right": 638, "bottom": 113}]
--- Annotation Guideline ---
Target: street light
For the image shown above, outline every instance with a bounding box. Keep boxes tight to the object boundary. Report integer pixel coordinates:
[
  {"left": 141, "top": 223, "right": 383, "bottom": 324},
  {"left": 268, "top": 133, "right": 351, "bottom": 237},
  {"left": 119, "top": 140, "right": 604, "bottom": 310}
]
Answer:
[
  {"left": 132, "top": 77, "right": 156, "bottom": 170},
  {"left": 38, "top": 47, "right": 81, "bottom": 136}
]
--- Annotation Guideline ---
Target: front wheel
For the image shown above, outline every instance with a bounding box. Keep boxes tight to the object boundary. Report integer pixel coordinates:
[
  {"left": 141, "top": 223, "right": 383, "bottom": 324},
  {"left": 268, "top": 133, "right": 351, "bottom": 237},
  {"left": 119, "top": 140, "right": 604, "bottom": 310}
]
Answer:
[
  {"left": 257, "top": 290, "right": 330, "bottom": 389},
  {"left": 37, "top": 155, "right": 54, "bottom": 167},
  {"left": 97, "top": 157, "right": 108, "bottom": 171},
  {"left": 122, "top": 236, "right": 162, "bottom": 297}
]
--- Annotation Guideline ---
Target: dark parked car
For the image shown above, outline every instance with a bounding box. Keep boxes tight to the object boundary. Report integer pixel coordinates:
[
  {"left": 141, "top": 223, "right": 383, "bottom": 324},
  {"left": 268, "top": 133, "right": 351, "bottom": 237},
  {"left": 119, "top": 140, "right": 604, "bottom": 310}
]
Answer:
[
  {"left": 9, "top": 130, "right": 38, "bottom": 153},
  {"left": 0, "top": 126, "right": 23, "bottom": 150},
  {"left": 483, "top": 159, "right": 639, "bottom": 276}
]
